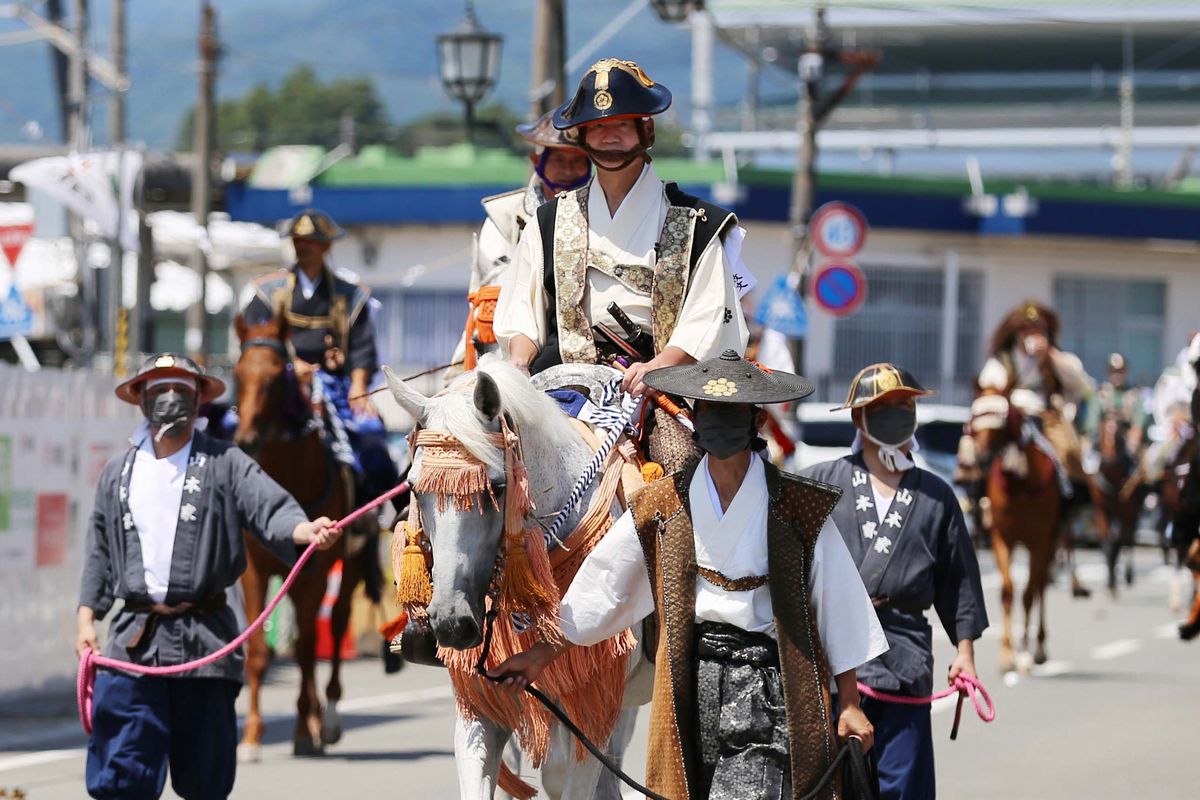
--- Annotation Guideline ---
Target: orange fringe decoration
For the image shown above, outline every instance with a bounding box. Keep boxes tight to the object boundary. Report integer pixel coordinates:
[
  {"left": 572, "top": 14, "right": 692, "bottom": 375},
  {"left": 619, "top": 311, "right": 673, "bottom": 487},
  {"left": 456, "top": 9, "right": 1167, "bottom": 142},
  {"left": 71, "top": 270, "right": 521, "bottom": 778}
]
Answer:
[
  {"left": 412, "top": 430, "right": 504, "bottom": 512},
  {"left": 378, "top": 610, "right": 408, "bottom": 643},
  {"left": 498, "top": 527, "right": 559, "bottom": 614},
  {"left": 395, "top": 521, "right": 433, "bottom": 606}
]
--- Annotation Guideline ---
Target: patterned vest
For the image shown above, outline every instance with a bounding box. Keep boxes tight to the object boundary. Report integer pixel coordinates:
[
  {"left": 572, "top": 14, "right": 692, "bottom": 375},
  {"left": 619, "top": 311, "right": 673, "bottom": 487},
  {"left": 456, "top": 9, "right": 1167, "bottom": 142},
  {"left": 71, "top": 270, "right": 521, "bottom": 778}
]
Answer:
[
  {"left": 629, "top": 463, "right": 844, "bottom": 800},
  {"left": 534, "top": 181, "right": 734, "bottom": 368}
]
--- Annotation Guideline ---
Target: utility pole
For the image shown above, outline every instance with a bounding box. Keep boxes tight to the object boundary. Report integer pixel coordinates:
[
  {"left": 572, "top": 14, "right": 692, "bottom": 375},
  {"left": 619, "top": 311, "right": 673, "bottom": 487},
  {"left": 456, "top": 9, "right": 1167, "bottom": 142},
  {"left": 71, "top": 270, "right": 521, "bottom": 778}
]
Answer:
[
  {"left": 785, "top": 2, "right": 879, "bottom": 372},
  {"left": 786, "top": 3, "right": 826, "bottom": 371},
  {"left": 109, "top": 0, "right": 126, "bottom": 146},
  {"left": 186, "top": 1, "right": 217, "bottom": 362},
  {"left": 530, "top": 0, "right": 566, "bottom": 118}
]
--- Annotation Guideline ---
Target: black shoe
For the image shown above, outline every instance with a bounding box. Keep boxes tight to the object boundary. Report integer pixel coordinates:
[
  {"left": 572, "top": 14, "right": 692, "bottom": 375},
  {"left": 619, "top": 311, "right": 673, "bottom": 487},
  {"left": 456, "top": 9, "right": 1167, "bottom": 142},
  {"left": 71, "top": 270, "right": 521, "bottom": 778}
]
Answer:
[{"left": 1179, "top": 619, "right": 1200, "bottom": 641}]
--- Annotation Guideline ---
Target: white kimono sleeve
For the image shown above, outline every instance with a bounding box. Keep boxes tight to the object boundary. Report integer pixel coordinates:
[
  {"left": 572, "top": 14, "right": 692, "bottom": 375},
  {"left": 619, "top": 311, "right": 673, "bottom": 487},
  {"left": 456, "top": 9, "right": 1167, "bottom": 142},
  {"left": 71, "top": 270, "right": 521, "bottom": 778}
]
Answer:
[
  {"left": 557, "top": 508, "right": 654, "bottom": 647},
  {"left": 809, "top": 517, "right": 889, "bottom": 676},
  {"left": 493, "top": 215, "right": 549, "bottom": 355},
  {"left": 664, "top": 232, "right": 750, "bottom": 360}
]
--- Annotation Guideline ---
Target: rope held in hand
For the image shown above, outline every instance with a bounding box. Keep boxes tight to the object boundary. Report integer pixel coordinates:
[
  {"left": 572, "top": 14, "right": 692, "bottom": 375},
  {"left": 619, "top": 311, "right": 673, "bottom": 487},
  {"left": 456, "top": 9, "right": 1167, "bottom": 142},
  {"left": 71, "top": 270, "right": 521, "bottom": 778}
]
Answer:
[
  {"left": 856, "top": 675, "right": 996, "bottom": 740},
  {"left": 76, "top": 480, "right": 410, "bottom": 734}
]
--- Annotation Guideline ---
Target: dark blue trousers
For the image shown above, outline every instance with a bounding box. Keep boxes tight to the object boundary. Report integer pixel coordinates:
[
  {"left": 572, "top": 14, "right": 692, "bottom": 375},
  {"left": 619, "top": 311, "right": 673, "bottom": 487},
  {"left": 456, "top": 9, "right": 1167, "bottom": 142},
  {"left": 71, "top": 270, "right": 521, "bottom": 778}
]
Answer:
[
  {"left": 861, "top": 696, "right": 936, "bottom": 800},
  {"left": 86, "top": 672, "right": 240, "bottom": 800}
]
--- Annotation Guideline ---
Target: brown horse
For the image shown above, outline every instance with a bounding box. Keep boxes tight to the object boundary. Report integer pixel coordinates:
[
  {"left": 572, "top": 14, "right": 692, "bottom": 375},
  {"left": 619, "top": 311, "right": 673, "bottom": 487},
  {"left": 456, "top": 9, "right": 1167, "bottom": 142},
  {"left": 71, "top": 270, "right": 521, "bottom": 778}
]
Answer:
[
  {"left": 970, "top": 389, "right": 1063, "bottom": 672},
  {"left": 232, "top": 313, "right": 361, "bottom": 759},
  {"left": 1088, "top": 414, "right": 1143, "bottom": 595},
  {"left": 1163, "top": 432, "right": 1200, "bottom": 637}
]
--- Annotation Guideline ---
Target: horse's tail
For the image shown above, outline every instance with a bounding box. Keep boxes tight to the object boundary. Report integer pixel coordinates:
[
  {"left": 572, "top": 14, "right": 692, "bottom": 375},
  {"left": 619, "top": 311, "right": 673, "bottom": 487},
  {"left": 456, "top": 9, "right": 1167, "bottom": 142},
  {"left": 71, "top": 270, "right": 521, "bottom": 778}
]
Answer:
[{"left": 498, "top": 762, "right": 537, "bottom": 800}]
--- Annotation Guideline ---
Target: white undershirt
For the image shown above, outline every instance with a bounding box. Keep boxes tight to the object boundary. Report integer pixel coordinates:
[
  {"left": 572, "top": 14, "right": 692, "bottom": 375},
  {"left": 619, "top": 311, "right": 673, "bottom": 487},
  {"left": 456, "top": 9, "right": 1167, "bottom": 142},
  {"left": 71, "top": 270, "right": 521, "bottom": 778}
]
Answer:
[
  {"left": 870, "top": 479, "right": 896, "bottom": 521},
  {"left": 297, "top": 269, "right": 321, "bottom": 300},
  {"left": 127, "top": 436, "right": 193, "bottom": 603}
]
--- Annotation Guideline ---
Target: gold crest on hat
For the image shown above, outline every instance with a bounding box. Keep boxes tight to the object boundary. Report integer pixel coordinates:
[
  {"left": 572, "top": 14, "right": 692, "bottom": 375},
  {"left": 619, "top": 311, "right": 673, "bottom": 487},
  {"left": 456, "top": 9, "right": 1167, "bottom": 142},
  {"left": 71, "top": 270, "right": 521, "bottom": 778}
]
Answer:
[{"left": 293, "top": 214, "right": 315, "bottom": 237}]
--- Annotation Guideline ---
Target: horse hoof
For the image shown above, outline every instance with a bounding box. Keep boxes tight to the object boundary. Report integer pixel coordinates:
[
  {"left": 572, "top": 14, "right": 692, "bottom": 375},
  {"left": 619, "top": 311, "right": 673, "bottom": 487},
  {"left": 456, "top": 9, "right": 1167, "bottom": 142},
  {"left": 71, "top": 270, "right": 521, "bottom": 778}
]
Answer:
[
  {"left": 293, "top": 738, "right": 325, "bottom": 757},
  {"left": 1015, "top": 651, "right": 1035, "bottom": 675},
  {"left": 1125, "top": 565, "right": 1134, "bottom": 586},
  {"left": 1034, "top": 650, "right": 1048, "bottom": 666},
  {"left": 237, "top": 743, "right": 262, "bottom": 763},
  {"left": 1072, "top": 582, "right": 1092, "bottom": 599},
  {"left": 320, "top": 702, "right": 342, "bottom": 745},
  {"left": 320, "top": 721, "right": 342, "bottom": 746}
]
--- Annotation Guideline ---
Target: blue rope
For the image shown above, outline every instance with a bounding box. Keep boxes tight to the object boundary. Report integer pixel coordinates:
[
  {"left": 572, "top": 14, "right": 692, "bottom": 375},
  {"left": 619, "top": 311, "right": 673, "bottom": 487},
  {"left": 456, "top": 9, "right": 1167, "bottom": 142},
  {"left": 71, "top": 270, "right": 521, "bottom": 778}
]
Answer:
[{"left": 543, "top": 396, "right": 643, "bottom": 551}]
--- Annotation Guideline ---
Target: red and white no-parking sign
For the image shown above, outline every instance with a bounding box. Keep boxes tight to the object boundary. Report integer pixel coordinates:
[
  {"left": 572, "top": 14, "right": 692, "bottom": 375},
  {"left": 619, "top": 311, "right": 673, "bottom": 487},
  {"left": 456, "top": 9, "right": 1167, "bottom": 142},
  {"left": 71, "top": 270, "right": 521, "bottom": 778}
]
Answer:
[
  {"left": 810, "top": 202, "right": 868, "bottom": 259},
  {"left": 810, "top": 259, "right": 868, "bottom": 317}
]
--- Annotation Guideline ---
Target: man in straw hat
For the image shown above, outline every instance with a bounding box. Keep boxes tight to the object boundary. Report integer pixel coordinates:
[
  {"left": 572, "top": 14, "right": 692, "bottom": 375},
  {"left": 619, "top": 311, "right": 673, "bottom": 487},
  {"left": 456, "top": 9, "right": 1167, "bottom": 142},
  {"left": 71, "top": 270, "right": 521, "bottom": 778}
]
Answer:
[
  {"left": 77, "top": 353, "right": 341, "bottom": 800},
  {"left": 491, "top": 350, "right": 886, "bottom": 800},
  {"left": 803, "top": 363, "right": 988, "bottom": 800},
  {"left": 450, "top": 111, "right": 591, "bottom": 375}
]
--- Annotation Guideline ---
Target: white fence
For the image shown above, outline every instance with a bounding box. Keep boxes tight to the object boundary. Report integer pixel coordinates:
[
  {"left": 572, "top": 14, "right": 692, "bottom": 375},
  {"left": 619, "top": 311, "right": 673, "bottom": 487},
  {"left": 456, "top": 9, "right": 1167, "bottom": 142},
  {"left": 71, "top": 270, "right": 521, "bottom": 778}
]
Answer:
[{"left": 0, "top": 365, "right": 141, "bottom": 701}]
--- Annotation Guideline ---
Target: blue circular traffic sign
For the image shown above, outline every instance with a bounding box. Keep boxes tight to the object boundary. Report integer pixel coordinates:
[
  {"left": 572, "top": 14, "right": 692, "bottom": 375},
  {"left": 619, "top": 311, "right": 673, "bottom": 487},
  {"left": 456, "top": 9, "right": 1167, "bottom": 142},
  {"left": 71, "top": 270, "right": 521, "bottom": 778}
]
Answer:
[{"left": 811, "top": 260, "right": 867, "bottom": 317}]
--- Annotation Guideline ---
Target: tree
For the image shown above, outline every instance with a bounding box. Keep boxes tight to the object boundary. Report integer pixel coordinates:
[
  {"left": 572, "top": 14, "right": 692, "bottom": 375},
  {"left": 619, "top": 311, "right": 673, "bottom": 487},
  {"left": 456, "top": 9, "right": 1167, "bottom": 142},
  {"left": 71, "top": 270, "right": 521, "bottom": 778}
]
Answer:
[{"left": 175, "top": 65, "right": 390, "bottom": 152}]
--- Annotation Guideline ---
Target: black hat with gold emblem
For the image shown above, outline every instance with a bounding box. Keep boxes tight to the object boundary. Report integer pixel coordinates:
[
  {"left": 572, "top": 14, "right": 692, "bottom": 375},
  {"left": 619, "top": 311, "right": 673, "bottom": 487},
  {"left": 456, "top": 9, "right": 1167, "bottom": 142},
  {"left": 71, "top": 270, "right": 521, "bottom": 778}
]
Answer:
[
  {"left": 836, "top": 362, "right": 934, "bottom": 411},
  {"left": 282, "top": 208, "right": 346, "bottom": 243},
  {"left": 552, "top": 58, "right": 672, "bottom": 130},
  {"left": 115, "top": 353, "right": 226, "bottom": 405},
  {"left": 644, "top": 349, "right": 814, "bottom": 405}
]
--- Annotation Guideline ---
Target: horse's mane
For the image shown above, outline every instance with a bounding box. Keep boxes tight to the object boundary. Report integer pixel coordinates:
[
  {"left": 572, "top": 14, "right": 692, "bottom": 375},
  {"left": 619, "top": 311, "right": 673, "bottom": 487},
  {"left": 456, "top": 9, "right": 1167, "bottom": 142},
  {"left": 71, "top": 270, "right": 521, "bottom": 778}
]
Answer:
[{"left": 436, "top": 355, "right": 578, "bottom": 471}]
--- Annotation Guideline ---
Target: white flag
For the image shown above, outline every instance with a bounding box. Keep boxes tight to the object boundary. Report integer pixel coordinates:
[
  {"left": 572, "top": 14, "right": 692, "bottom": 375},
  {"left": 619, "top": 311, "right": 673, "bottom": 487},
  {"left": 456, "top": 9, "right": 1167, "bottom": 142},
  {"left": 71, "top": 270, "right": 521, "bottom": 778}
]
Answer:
[{"left": 11, "top": 150, "right": 142, "bottom": 253}]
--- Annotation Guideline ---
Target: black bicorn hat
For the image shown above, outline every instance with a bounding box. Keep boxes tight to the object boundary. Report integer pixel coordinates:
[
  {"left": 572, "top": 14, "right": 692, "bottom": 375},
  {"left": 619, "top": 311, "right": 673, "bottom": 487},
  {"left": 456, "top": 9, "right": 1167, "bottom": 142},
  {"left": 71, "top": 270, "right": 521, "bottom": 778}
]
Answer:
[
  {"left": 282, "top": 208, "right": 346, "bottom": 243},
  {"left": 836, "top": 362, "right": 934, "bottom": 411},
  {"left": 516, "top": 110, "right": 586, "bottom": 151},
  {"left": 644, "top": 350, "right": 814, "bottom": 405},
  {"left": 115, "top": 352, "right": 227, "bottom": 405},
  {"left": 552, "top": 58, "right": 672, "bottom": 130}
]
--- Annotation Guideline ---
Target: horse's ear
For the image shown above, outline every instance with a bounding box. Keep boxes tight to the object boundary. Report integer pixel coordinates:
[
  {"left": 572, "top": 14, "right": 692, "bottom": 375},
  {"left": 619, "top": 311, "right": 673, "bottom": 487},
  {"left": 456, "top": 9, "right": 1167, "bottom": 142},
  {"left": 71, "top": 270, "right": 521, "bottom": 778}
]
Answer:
[
  {"left": 383, "top": 366, "right": 428, "bottom": 420},
  {"left": 234, "top": 314, "right": 249, "bottom": 343},
  {"left": 474, "top": 372, "right": 502, "bottom": 421}
]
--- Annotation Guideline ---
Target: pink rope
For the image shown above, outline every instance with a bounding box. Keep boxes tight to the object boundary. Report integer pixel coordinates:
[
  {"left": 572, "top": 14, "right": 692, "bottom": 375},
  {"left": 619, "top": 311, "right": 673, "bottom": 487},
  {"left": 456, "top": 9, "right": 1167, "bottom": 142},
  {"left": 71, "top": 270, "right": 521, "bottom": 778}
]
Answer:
[
  {"left": 76, "top": 480, "right": 409, "bottom": 734},
  {"left": 857, "top": 674, "right": 996, "bottom": 739}
]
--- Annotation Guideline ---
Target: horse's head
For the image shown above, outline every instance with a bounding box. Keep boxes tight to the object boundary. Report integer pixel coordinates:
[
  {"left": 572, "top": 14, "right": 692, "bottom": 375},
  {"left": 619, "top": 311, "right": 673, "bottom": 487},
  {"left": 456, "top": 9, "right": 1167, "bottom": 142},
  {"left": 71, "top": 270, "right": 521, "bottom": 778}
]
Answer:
[
  {"left": 969, "top": 388, "right": 1018, "bottom": 461},
  {"left": 233, "top": 314, "right": 291, "bottom": 456},
  {"left": 386, "top": 357, "right": 581, "bottom": 650}
]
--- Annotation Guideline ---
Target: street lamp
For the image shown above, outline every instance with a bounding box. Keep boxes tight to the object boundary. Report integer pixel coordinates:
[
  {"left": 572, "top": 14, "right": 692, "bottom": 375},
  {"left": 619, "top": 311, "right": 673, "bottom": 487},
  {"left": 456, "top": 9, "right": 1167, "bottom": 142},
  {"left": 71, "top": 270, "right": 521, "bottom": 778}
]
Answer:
[
  {"left": 649, "top": 0, "right": 703, "bottom": 23},
  {"left": 437, "top": 2, "right": 502, "bottom": 145}
]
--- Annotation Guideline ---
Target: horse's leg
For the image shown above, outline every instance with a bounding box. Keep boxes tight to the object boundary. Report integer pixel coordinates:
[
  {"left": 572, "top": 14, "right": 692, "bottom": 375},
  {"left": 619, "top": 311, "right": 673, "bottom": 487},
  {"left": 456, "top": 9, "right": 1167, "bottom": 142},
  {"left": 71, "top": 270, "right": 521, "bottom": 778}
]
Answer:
[
  {"left": 1094, "top": 494, "right": 1119, "bottom": 595},
  {"left": 454, "top": 712, "right": 510, "bottom": 800},
  {"left": 237, "top": 551, "right": 270, "bottom": 763},
  {"left": 545, "top": 719, "right": 605, "bottom": 800},
  {"left": 1030, "top": 534, "right": 1053, "bottom": 665},
  {"left": 594, "top": 707, "right": 640, "bottom": 800},
  {"left": 322, "top": 546, "right": 362, "bottom": 747},
  {"left": 992, "top": 528, "right": 1016, "bottom": 673},
  {"left": 291, "top": 576, "right": 326, "bottom": 756}
]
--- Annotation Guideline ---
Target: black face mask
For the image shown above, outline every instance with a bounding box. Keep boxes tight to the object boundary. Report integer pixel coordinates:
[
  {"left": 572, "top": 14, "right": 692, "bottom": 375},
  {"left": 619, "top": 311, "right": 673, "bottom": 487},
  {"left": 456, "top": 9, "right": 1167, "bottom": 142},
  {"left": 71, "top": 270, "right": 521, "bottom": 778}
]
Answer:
[
  {"left": 862, "top": 404, "right": 917, "bottom": 448},
  {"left": 143, "top": 389, "right": 197, "bottom": 442},
  {"left": 692, "top": 404, "right": 757, "bottom": 460}
]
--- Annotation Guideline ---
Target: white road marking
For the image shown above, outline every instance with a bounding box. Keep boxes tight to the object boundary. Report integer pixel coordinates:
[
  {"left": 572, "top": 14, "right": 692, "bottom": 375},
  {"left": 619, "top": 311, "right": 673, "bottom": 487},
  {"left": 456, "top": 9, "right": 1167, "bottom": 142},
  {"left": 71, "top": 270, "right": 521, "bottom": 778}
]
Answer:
[
  {"left": 336, "top": 685, "right": 452, "bottom": 713},
  {"left": 0, "top": 748, "right": 84, "bottom": 774},
  {"left": 0, "top": 685, "right": 453, "bottom": 776},
  {"left": 1154, "top": 622, "right": 1183, "bottom": 639},
  {"left": 1089, "top": 639, "right": 1141, "bottom": 661},
  {"left": 1031, "top": 660, "right": 1074, "bottom": 678}
]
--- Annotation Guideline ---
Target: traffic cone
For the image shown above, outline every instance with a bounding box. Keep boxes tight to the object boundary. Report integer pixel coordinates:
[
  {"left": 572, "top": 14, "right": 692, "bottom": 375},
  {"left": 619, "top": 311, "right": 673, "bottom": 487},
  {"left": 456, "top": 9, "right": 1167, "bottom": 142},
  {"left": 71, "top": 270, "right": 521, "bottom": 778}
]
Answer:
[{"left": 315, "top": 560, "right": 357, "bottom": 661}]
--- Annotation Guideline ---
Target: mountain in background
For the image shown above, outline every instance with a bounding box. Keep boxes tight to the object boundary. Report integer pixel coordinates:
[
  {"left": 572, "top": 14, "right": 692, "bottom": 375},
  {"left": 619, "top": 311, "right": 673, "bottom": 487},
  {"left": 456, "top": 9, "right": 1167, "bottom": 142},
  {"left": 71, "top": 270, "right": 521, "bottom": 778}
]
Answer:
[{"left": 0, "top": 0, "right": 749, "bottom": 151}]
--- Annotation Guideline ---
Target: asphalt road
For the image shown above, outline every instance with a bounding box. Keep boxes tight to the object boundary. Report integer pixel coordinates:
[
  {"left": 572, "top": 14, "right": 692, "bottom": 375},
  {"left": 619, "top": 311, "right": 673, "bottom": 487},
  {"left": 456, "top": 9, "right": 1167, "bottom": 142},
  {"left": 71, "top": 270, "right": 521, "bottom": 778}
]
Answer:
[{"left": 2, "top": 546, "right": 1197, "bottom": 799}]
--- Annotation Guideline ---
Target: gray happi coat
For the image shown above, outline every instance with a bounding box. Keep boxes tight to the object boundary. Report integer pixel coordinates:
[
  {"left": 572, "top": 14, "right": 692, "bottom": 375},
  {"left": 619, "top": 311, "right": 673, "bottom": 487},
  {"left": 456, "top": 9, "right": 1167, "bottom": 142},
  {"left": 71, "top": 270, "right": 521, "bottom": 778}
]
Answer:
[
  {"left": 78, "top": 431, "right": 309, "bottom": 682},
  {"left": 802, "top": 454, "right": 987, "bottom": 697}
]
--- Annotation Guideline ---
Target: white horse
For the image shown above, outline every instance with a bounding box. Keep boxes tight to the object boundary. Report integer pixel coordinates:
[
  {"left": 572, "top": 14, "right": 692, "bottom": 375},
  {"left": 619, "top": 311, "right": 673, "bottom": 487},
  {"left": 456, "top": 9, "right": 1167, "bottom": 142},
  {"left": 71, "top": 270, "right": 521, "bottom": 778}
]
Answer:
[{"left": 385, "top": 357, "right": 652, "bottom": 800}]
